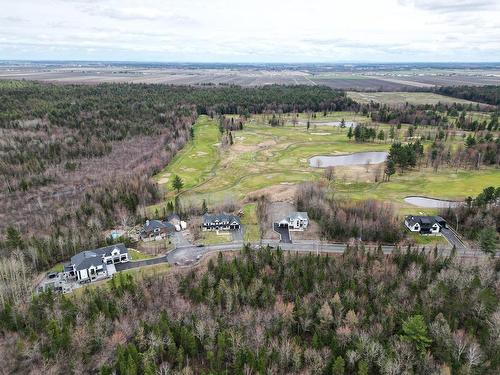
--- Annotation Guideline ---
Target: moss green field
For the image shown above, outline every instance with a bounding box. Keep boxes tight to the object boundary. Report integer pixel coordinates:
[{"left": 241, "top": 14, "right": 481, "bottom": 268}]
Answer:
[{"left": 151, "top": 113, "right": 499, "bottom": 217}]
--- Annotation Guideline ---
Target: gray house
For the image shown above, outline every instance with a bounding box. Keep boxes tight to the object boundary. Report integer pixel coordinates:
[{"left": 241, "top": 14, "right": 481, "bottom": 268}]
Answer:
[
  {"left": 202, "top": 213, "right": 241, "bottom": 231},
  {"left": 140, "top": 219, "right": 176, "bottom": 242},
  {"left": 64, "top": 244, "right": 129, "bottom": 283}
]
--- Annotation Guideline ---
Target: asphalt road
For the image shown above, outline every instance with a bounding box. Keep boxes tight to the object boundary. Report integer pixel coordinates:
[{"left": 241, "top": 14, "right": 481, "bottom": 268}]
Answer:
[
  {"left": 441, "top": 228, "right": 467, "bottom": 252},
  {"left": 116, "top": 239, "right": 494, "bottom": 271}
]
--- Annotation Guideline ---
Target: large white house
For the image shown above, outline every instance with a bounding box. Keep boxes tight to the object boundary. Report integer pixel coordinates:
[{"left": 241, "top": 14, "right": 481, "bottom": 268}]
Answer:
[
  {"left": 276, "top": 212, "right": 309, "bottom": 231},
  {"left": 64, "top": 244, "right": 129, "bottom": 283},
  {"left": 404, "top": 216, "right": 447, "bottom": 235}
]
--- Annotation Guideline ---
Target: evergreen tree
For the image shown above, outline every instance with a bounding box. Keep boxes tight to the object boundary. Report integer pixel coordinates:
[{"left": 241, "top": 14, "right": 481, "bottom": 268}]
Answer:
[{"left": 172, "top": 175, "right": 184, "bottom": 193}]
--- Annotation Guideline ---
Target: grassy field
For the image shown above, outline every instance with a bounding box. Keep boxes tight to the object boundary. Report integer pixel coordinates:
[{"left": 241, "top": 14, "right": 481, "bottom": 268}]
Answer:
[
  {"left": 241, "top": 203, "right": 260, "bottom": 242},
  {"left": 128, "top": 248, "right": 153, "bottom": 260},
  {"left": 201, "top": 231, "right": 232, "bottom": 245},
  {"left": 150, "top": 113, "right": 499, "bottom": 217},
  {"left": 347, "top": 91, "right": 481, "bottom": 106},
  {"left": 155, "top": 116, "right": 220, "bottom": 190}
]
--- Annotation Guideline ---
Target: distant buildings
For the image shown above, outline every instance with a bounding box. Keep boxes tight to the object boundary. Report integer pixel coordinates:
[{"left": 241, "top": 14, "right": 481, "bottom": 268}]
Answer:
[
  {"left": 276, "top": 212, "right": 309, "bottom": 231},
  {"left": 64, "top": 244, "right": 129, "bottom": 283},
  {"left": 405, "top": 215, "right": 447, "bottom": 235},
  {"left": 202, "top": 213, "right": 241, "bottom": 231}
]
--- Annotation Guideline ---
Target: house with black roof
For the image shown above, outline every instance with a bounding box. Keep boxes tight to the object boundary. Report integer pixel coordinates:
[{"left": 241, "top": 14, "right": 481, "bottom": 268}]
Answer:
[
  {"left": 405, "top": 215, "right": 447, "bottom": 235},
  {"left": 140, "top": 219, "right": 176, "bottom": 241},
  {"left": 202, "top": 213, "right": 241, "bottom": 231},
  {"left": 64, "top": 244, "right": 129, "bottom": 283}
]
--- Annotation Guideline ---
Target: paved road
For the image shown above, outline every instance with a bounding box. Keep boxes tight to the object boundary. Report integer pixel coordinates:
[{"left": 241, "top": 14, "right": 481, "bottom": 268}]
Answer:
[{"left": 116, "top": 239, "right": 495, "bottom": 272}]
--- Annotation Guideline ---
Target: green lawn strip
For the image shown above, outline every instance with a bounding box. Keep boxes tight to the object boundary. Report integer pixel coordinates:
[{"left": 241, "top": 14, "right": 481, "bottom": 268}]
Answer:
[
  {"left": 128, "top": 248, "right": 154, "bottom": 261},
  {"left": 201, "top": 231, "right": 232, "bottom": 245},
  {"left": 407, "top": 232, "right": 449, "bottom": 246},
  {"left": 154, "top": 115, "right": 220, "bottom": 191},
  {"left": 241, "top": 203, "right": 260, "bottom": 242}
]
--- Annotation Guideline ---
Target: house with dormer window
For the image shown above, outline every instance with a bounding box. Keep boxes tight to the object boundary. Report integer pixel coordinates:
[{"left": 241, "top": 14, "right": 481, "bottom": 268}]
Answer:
[{"left": 202, "top": 213, "right": 241, "bottom": 231}]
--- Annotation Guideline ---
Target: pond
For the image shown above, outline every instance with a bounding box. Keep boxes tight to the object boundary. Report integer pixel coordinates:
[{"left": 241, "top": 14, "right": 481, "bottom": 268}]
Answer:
[
  {"left": 404, "top": 196, "right": 462, "bottom": 208},
  {"left": 309, "top": 151, "right": 388, "bottom": 167},
  {"left": 299, "top": 121, "right": 357, "bottom": 127}
]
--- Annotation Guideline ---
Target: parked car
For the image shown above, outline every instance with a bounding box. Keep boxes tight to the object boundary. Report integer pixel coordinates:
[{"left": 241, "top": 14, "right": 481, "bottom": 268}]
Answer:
[
  {"left": 47, "top": 272, "right": 58, "bottom": 279},
  {"left": 196, "top": 244, "right": 204, "bottom": 247}
]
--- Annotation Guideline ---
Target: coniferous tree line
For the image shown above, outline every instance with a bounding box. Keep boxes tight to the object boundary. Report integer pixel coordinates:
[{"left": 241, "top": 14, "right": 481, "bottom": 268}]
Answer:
[{"left": 0, "top": 246, "right": 497, "bottom": 374}]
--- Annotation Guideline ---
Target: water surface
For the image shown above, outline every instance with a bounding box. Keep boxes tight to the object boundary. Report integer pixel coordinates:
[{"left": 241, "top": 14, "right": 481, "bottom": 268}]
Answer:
[{"left": 309, "top": 151, "right": 388, "bottom": 167}]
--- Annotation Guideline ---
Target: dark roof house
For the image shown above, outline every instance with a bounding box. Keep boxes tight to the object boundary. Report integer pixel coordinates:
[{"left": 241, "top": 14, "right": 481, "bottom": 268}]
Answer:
[
  {"left": 140, "top": 219, "right": 175, "bottom": 240},
  {"left": 405, "top": 215, "right": 446, "bottom": 234},
  {"left": 202, "top": 213, "right": 241, "bottom": 231}
]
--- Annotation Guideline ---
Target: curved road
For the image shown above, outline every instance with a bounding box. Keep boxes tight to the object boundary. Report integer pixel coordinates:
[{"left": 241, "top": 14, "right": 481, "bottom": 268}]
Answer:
[{"left": 117, "top": 239, "right": 492, "bottom": 272}]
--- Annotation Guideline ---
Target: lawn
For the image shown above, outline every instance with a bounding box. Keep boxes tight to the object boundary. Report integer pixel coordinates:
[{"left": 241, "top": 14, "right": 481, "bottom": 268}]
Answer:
[
  {"left": 150, "top": 112, "right": 499, "bottom": 216},
  {"left": 407, "top": 232, "right": 449, "bottom": 246},
  {"left": 347, "top": 91, "right": 481, "bottom": 106},
  {"left": 128, "top": 248, "right": 153, "bottom": 261},
  {"left": 241, "top": 203, "right": 260, "bottom": 242},
  {"left": 201, "top": 231, "right": 232, "bottom": 245},
  {"left": 155, "top": 115, "right": 221, "bottom": 193}
]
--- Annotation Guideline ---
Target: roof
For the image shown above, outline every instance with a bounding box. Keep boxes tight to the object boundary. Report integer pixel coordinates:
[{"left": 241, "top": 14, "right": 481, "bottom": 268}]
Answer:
[
  {"left": 141, "top": 220, "right": 175, "bottom": 234},
  {"left": 203, "top": 213, "right": 241, "bottom": 225},
  {"left": 288, "top": 212, "right": 309, "bottom": 221},
  {"left": 70, "top": 244, "right": 128, "bottom": 270},
  {"left": 405, "top": 216, "right": 445, "bottom": 227}
]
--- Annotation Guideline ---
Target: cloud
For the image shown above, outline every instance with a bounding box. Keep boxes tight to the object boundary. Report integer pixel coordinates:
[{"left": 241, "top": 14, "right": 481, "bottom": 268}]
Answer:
[{"left": 399, "top": 0, "right": 498, "bottom": 12}]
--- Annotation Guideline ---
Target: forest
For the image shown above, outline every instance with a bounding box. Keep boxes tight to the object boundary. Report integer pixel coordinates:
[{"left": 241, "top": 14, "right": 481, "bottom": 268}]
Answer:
[
  {"left": 0, "top": 246, "right": 497, "bottom": 374},
  {"left": 0, "top": 82, "right": 354, "bottom": 311},
  {"left": 432, "top": 86, "right": 500, "bottom": 106}
]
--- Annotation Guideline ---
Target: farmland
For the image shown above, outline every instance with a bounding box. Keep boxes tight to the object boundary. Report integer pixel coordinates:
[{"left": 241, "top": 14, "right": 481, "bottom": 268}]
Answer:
[
  {"left": 1, "top": 61, "right": 499, "bottom": 88},
  {"left": 347, "top": 91, "right": 482, "bottom": 106},
  {"left": 152, "top": 114, "right": 500, "bottom": 216}
]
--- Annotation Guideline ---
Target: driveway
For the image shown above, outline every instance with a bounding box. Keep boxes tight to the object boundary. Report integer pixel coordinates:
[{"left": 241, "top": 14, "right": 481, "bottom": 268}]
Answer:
[
  {"left": 232, "top": 228, "right": 244, "bottom": 242},
  {"left": 171, "top": 231, "right": 191, "bottom": 247},
  {"left": 441, "top": 228, "right": 467, "bottom": 252},
  {"left": 273, "top": 223, "right": 291, "bottom": 243},
  {"left": 114, "top": 256, "right": 168, "bottom": 271}
]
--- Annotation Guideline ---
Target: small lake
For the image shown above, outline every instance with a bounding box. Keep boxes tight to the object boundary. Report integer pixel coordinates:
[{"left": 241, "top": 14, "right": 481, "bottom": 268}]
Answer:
[
  {"left": 404, "top": 196, "right": 462, "bottom": 208},
  {"left": 309, "top": 151, "right": 388, "bottom": 167},
  {"left": 299, "top": 121, "right": 357, "bottom": 127}
]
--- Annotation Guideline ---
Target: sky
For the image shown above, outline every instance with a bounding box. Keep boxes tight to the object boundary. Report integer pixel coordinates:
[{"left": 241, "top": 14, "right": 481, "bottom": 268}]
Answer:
[{"left": 0, "top": 0, "right": 499, "bottom": 62}]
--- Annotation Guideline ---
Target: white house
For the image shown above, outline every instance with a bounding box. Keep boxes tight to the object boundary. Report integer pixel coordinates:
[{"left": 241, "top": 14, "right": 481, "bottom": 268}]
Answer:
[
  {"left": 404, "top": 216, "right": 447, "bottom": 235},
  {"left": 64, "top": 244, "right": 129, "bottom": 283},
  {"left": 276, "top": 212, "right": 309, "bottom": 231}
]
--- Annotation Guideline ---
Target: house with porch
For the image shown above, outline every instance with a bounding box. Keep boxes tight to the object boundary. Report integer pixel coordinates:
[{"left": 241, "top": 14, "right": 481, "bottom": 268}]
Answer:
[
  {"left": 64, "top": 244, "right": 129, "bottom": 283},
  {"left": 202, "top": 213, "right": 241, "bottom": 231},
  {"left": 276, "top": 212, "right": 309, "bottom": 231},
  {"left": 404, "top": 215, "right": 447, "bottom": 235}
]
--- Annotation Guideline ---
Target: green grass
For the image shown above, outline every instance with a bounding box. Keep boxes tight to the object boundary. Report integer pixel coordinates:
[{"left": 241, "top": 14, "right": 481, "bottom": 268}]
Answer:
[
  {"left": 49, "top": 263, "right": 64, "bottom": 273},
  {"left": 347, "top": 91, "right": 481, "bottom": 106},
  {"left": 150, "top": 112, "right": 500, "bottom": 215},
  {"left": 407, "top": 232, "right": 449, "bottom": 246},
  {"left": 336, "top": 168, "right": 500, "bottom": 214},
  {"left": 155, "top": 115, "right": 220, "bottom": 193},
  {"left": 241, "top": 203, "right": 260, "bottom": 242},
  {"left": 201, "top": 231, "right": 232, "bottom": 245},
  {"left": 128, "top": 249, "right": 154, "bottom": 261}
]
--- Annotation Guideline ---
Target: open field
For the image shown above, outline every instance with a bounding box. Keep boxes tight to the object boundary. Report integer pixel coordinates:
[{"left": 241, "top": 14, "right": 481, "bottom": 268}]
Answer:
[
  {"left": 347, "top": 91, "right": 482, "bottom": 106},
  {"left": 1, "top": 62, "right": 499, "bottom": 88},
  {"left": 151, "top": 114, "right": 500, "bottom": 217}
]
